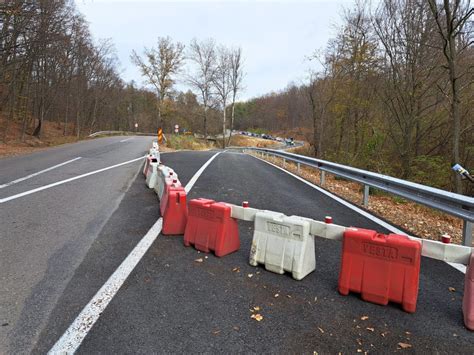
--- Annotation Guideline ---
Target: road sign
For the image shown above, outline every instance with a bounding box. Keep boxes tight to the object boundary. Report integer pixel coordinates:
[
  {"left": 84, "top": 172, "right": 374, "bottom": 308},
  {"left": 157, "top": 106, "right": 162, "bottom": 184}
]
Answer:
[
  {"left": 174, "top": 128, "right": 179, "bottom": 134},
  {"left": 174, "top": 124, "right": 179, "bottom": 129},
  {"left": 158, "top": 128, "right": 163, "bottom": 144},
  {"left": 134, "top": 123, "right": 138, "bottom": 128}
]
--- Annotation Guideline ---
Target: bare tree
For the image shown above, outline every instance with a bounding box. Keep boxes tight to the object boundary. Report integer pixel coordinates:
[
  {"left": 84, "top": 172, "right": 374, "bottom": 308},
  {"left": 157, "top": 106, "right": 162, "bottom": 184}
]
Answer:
[
  {"left": 306, "top": 70, "right": 336, "bottom": 159},
  {"left": 187, "top": 38, "right": 216, "bottom": 137},
  {"left": 373, "top": 0, "right": 441, "bottom": 178},
  {"left": 428, "top": 0, "right": 473, "bottom": 193},
  {"left": 131, "top": 36, "right": 185, "bottom": 130},
  {"left": 212, "top": 46, "right": 232, "bottom": 148},
  {"left": 227, "top": 47, "right": 244, "bottom": 145}
]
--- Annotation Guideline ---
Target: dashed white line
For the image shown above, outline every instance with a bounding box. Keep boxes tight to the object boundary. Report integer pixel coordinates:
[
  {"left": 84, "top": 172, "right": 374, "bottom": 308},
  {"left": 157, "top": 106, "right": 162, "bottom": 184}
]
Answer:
[
  {"left": 249, "top": 153, "right": 468, "bottom": 274},
  {"left": 0, "top": 156, "right": 144, "bottom": 204},
  {"left": 0, "top": 157, "right": 82, "bottom": 189},
  {"left": 49, "top": 151, "right": 221, "bottom": 354},
  {"left": 120, "top": 138, "right": 134, "bottom": 143}
]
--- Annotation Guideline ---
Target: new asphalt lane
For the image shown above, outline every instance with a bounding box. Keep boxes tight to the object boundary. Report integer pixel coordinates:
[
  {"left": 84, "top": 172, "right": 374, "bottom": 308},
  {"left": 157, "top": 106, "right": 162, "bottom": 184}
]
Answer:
[
  {"left": 44, "top": 150, "right": 474, "bottom": 353},
  {"left": 2, "top": 145, "right": 473, "bottom": 353}
]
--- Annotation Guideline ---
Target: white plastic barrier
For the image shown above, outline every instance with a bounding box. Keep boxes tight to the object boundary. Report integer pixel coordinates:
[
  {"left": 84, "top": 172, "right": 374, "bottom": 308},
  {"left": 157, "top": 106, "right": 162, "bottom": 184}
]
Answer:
[
  {"left": 152, "top": 141, "right": 159, "bottom": 150},
  {"left": 154, "top": 165, "right": 178, "bottom": 200},
  {"left": 249, "top": 210, "right": 316, "bottom": 280},
  {"left": 148, "top": 148, "right": 160, "bottom": 163},
  {"left": 143, "top": 154, "right": 158, "bottom": 176},
  {"left": 146, "top": 161, "right": 159, "bottom": 189}
]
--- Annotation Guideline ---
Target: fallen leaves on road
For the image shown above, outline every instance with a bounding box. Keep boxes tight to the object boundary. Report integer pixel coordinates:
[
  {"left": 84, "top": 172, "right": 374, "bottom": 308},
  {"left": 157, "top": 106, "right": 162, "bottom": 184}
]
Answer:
[
  {"left": 366, "top": 327, "right": 375, "bottom": 332},
  {"left": 398, "top": 342, "right": 412, "bottom": 349},
  {"left": 232, "top": 267, "right": 240, "bottom": 272},
  {"left": 247, "top": 273, "right": 254, "bottom": 278},
  {"left": 274, "top": 293, "right": 279, "bottom": 298},
  {"left": 251, "top": 313, "right": 263, "bottom": 322},
  {"left": 360, "top": 316, "right": 369, "bottom": 321},
  {"left": 448, "top": 287, "right": 456, "bottom": 292},
  {"left": 317, "top": 327, "right": 325, "bottom": 334},
  {"left": 194, "top": 258, "right": 204, "bottom": 263}
]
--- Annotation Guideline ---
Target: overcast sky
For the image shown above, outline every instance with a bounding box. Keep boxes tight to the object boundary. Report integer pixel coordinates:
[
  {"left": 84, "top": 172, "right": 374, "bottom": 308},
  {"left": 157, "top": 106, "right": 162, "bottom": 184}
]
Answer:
[{"left": 75, "top": 0, "right": 352, "bottom": 101}]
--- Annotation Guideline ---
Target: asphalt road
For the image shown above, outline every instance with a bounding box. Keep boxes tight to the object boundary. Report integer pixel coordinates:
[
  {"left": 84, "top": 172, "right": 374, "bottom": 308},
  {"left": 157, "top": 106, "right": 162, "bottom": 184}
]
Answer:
[
  {"left": 1, "top": 143, "right": 473, "bottom": 354},
  {"left": 0, "top": 136, "right": 156, "bottom": 353}
]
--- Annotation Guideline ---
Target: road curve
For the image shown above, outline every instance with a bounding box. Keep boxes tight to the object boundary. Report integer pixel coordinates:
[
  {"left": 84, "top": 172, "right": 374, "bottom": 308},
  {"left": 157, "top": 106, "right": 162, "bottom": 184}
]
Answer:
[{"left": 1, "top": 146, "right": 473, "bottom": 354}]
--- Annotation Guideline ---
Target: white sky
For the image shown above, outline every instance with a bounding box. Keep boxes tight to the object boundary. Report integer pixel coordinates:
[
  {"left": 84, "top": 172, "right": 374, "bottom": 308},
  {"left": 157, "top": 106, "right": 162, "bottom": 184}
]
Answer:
[{"left": 75, "top": 0, "right": 352, "bottom": 100}]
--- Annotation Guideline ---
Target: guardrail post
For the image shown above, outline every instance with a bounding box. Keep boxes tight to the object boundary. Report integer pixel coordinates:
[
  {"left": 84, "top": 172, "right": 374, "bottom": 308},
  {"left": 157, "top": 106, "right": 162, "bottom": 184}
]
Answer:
[
  {"left": 320, "top": 171, "right": 326, "bottom": 186},
  {"left": 297, "top": 162, "right": 300, "bottom": 174},
  {"left": 363, "top": 185, "right": 370, "bottom": 207},
  {"left": 463, "top": 220, "right": 473, "bottom": 247}
]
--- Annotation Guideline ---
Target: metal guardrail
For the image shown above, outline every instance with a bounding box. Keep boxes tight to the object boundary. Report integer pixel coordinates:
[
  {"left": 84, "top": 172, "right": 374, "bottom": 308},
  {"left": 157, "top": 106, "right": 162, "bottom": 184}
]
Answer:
[
  {"left": 242, "top": 147, "right": 474, "bottom": 247},
  {"left": 88, "top": 131, "right": 158, "bottom": 138}
]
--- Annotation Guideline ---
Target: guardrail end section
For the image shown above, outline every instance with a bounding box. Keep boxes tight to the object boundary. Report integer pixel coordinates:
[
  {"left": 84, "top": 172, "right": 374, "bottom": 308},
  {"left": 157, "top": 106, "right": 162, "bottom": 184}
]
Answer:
[{"left": 463, "top": 252, "right": 474, "bottom": 330}]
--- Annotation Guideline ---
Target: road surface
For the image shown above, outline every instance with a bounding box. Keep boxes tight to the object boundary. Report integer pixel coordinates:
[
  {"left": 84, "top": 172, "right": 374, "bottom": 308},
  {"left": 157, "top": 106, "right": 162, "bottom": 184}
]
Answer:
[{"left": 0, "top": 138, "right": 472, "bottom": 354}]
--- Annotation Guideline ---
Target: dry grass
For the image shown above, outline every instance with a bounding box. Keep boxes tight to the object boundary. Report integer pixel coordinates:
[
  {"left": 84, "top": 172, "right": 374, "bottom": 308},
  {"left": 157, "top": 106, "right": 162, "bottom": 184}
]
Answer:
[
  {"left": 0, "top": 119, "right": 80, "bottom": 158},
  {"left": 165, "top": 135, "right": 215, "bottom": 151},
  {"left": 252, "top": 152, "right": 466, "bottom": 246},
  {"left": 228, "top": 134, "right": 281, "bottom": 148}
]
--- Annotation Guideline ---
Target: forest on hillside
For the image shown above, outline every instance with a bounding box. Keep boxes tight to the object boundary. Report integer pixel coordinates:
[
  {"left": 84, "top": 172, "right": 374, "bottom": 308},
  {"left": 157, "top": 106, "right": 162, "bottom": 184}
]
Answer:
[
  {"left": 0, "top": 0, "right": 243, "bottom": 143},
  {"left": 235, "top": 0, "right": 473, "bottom": 194},
  {"left": 0, "top": 0, "right": 472, "bottom": 194}
]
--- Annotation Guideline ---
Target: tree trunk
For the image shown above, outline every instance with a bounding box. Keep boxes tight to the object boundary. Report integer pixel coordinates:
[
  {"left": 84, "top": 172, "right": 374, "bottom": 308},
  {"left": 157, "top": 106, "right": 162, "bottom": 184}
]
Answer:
[
  {"left": 64, "top": 94, "right": 69, "bottom": 136},
  {"left": 222, "top": 101, "right": 227, "bottom": 149},
  {"left": 449, "top": 45, "right": 462, "bottom": 194},
  {"left": 203, "top": 105, "right": 208, "bottom": 138},
  {"left": 227, "top": 101, "right": 236, "bottom": 146}
]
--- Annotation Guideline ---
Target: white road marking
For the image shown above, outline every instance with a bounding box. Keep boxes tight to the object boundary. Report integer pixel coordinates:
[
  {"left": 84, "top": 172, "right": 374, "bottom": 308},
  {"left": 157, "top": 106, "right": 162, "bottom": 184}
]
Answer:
[
  {"left": 120, "top": 138, "right": 134, "bottom": 143},
  {"left": 0, "top": 156, "right": 144, "bottom": 204},
  {"left": 49, "top": 151, "right": 221, "bottom": 354},
  {"left": 184, "top": 152, "right": 221, "bottom": 194},
  {"left": 0, "top": 157, "right": 82, "bottom": 189},
  {"left": 250, "top": 154, "right": 468, "bottom": 274}
]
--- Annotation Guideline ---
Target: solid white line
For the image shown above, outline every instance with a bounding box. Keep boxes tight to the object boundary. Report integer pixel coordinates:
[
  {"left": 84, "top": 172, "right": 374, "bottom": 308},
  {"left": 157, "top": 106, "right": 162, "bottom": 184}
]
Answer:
[
  {"left": 48, "top": 218, "right": 163, "bottom": 354},
  {"left": 120, "top": 138, "right": 134, "bottom": 143},
  {"left": 184, "top": 152, "right": 221, "bottom": 194},
  {"left": 49, "top": 152, "right": 220, "bottom": 354},
  {"left": 0, "top": 156, "right": 144, "bottom": 204},
  {"left": 249, "top": 154, "right": 468, "bottom": 274},
  {"left": 0, "top": 157, "right": 82, "bottom": 189}
]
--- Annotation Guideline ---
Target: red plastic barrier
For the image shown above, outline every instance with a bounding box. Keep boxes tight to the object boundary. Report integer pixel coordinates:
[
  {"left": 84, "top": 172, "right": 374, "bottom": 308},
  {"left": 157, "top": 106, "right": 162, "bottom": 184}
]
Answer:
[
  {"left": 184, "top": 198, "right": 240, "bottom": 257},
  {"left": 338, "top": 228, "right": 421, "bottom": 313},
  {"left": 160, "top": 179, "right": 187, "bottom": 235},
  {"left": 463, "top": 253, "right": 474, "bottom": 330}
]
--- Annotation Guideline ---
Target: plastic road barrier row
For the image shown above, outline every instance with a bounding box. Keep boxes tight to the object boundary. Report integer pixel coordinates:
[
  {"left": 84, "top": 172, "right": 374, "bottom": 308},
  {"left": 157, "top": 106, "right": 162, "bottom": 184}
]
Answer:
[
  {"left": 141, "top": 147, "right": 473, "bottom": 329},
  {"left": 160, "top": 178, "right": 187, "bottom": 235},
  {"left": 249, "top": 210, "right": 316, "bottom": 280},
  {"left": 230, "top": 204, "right": 473, "bottom": 326},
  {"left": 184, "top": 199, "right": 240, "bottom": 257},
  {"left": 230, "top": 204, "right": 472, "bottom": 265},
  {"left": 338, "top": 228, "right": 421, "bottom": 313}
]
